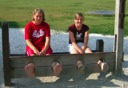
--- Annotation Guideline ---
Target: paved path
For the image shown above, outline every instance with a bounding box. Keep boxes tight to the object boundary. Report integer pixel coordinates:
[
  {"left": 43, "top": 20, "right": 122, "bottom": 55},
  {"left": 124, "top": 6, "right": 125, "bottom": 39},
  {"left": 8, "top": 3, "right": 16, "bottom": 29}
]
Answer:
[{"left": 87, "top": 10, "right": 115, "bottom": 16}]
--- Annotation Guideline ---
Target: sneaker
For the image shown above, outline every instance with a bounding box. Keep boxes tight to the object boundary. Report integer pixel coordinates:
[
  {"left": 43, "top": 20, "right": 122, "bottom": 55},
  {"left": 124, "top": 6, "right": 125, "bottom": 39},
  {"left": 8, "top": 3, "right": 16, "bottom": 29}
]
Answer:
[
  {"left": 101, "top": 62, "right": 109, "bottom": 72},
  {"left": 77, "top": 60, "right": 85, "bottom": 74},
  {"left": 97, "top": 59, "right": 109, "bottom": 72}
]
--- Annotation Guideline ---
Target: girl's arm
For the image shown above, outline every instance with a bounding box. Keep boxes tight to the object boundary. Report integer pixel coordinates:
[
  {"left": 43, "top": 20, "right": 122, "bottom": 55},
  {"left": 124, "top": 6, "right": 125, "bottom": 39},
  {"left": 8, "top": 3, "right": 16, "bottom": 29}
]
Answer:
[
  {"left": 26, "top": 39, "right": 40, "bottom": 55},
  {"left": 82, "top": 31, "right": 89, "bottom": 51},
  {"left": 40, "top": 37, "right": 50, "bottom": 55}
]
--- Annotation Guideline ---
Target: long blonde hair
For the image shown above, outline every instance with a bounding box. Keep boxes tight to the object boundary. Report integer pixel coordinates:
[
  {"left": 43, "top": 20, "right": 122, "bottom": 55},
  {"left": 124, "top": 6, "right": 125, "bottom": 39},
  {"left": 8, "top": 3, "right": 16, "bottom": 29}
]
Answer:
[{"left": 32, "top": 8, "right": 45, "bottom": 22}]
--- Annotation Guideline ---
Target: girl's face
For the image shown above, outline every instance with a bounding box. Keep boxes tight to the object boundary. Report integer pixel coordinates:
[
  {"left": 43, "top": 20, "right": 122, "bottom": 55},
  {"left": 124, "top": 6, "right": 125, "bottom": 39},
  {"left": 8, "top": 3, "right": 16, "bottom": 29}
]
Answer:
[
  {"left": 74, "top": 15, "right": 84, "bottom": 28},
  {"left": 33, "top": 12, "right": 43, "bottom": 25}
]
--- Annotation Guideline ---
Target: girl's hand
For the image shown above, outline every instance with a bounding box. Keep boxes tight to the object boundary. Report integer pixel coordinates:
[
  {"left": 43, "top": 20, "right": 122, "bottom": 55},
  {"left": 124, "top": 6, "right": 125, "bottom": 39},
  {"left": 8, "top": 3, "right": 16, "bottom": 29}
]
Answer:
[
  {"left": 39, "top": 50, "right": 46, "bottom": 56},
  {"left": 78, "top": 49, "right": 84, "bottom": 54},
  {"left": 34, "top": 49, "right": 40, "bottom": 55}
]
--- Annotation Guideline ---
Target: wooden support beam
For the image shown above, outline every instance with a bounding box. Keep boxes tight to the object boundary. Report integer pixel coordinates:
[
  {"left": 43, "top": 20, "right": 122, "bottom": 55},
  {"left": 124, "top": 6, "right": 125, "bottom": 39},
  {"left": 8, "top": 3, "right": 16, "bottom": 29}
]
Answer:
[
  {"left": 114, "top": 0, "right": 126, "bottom": 75},
  {"left": 2, "top": 22, "right": 11, "bottom": 86}
]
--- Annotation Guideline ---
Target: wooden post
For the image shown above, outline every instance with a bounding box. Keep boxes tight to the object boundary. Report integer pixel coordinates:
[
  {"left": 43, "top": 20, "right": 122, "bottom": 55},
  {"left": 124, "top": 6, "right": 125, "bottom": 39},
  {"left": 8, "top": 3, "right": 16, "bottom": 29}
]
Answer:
[
  {"left": 2, "top": 22, "right": 11, "bottom": 86},
  {"left": 96, "top": 39, "right": 104, "bottom": 52},
  {"left": 114, "top": 0, "right": 126, "bottom": 75}
]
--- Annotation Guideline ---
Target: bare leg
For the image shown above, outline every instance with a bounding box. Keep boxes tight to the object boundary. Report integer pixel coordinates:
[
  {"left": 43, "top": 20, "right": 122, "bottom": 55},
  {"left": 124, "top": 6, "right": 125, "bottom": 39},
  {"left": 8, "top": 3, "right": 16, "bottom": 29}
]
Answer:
[
  {"left": 70, "top": 49, "right": 79, "bottom": 54},
  {"left": 51, "top": 62, "right": 62, "bottom": 76},
  {"left": 69, "top": 45, "right": 79, "bottom": 54},
  {"left": 85, "top": 47, "right": 92, "bottom": 53}
]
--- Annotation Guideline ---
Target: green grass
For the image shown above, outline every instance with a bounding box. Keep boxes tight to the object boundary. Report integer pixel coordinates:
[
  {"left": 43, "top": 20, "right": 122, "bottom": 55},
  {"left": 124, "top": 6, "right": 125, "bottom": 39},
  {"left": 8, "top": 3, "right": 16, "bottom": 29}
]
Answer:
[{"left": 0, "top": 0, "right": 128, "bottom": 35}]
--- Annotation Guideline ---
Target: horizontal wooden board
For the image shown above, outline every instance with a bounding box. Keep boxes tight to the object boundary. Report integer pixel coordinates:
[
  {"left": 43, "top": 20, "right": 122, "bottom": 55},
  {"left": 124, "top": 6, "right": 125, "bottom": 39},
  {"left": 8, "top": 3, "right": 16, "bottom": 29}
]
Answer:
[
  {"left": 11, "top": 62, "right": 115, "bottom": 78},
  {"left": 10, "top": 52, "right": 116, "bottom": 68}
]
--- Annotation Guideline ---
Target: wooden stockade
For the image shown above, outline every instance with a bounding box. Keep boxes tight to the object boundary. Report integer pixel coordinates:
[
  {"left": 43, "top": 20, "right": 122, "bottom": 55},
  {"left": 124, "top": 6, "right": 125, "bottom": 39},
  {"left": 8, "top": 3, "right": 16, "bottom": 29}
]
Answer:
[
  {"left": 2, "top": 22, "right": 112, "bottom": 86},
  {"left": 2, "top": 0, "right": 125, "bottom": 86},
  {"left": 2, "top": 21, "right": 116, "bottom": 86}
]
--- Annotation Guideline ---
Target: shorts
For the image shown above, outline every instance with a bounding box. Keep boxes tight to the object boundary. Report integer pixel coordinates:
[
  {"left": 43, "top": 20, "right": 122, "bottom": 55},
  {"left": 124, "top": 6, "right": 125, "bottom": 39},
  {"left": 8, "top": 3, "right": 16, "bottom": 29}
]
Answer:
[
  {"left": 26, "top": 45, "right": 53, "bottom": 56},
  {"left": 68, "top": 42, "right": 84, "bottom": 53}
]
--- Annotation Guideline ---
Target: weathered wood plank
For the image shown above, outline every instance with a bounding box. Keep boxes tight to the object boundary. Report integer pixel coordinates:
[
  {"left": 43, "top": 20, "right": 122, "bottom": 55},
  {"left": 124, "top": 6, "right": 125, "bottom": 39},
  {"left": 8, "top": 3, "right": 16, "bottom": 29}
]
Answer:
[
  {"left": 10, "top": 52, "right": 116, "bottom": 68},
  {"left": 11, "top": 62, "right": 115, "bottom": 78},
  {"left": 114, "top": 0, "right": 126, "bottom": 74}
]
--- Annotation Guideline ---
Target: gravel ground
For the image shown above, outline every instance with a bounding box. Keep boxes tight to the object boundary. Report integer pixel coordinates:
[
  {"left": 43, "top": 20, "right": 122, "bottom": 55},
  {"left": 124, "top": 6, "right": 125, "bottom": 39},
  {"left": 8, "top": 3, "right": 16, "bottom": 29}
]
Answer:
[{"left": 0, "top": 28, "right": 128, "bottom": 88}]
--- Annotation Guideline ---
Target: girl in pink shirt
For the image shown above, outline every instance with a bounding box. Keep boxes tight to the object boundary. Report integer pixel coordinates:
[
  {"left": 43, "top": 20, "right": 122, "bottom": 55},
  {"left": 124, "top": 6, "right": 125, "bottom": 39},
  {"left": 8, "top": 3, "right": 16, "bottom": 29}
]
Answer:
[{"left": 24, "top": 8, "right": 62, "bottom": 77}]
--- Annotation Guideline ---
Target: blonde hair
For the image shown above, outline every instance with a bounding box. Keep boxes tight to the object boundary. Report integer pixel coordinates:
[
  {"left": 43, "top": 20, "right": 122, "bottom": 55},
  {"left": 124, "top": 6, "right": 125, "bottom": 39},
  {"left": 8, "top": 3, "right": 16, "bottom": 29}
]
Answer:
[
  {"left": 74, "top": 12, "right": 84, "bottom": 20},
  {"left": 32, "top": 8, "right": 45, "bottom": 21}
]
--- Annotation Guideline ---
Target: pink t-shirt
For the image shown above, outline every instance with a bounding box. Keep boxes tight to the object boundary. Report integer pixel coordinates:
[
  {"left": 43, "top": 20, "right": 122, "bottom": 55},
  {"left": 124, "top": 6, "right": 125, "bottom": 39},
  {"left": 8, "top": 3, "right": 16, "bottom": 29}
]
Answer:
[{"left": 24, "top": 21, "right": 51, "bottom": 50}]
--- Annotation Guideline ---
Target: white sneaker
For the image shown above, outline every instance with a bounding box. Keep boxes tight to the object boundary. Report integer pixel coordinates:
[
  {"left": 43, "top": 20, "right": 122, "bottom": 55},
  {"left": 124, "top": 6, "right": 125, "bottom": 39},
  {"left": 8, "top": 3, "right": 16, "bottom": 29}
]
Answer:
[{"left": 97, "top": 59, "right": 109, "bottom": 72}]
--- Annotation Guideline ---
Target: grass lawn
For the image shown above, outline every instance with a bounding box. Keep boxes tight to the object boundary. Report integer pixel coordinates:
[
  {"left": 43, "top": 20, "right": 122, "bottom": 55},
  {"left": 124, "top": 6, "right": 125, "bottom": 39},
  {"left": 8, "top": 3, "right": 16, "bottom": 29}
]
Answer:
[{"left": 0, "top": 0, "right": 128, "bottom": 35}]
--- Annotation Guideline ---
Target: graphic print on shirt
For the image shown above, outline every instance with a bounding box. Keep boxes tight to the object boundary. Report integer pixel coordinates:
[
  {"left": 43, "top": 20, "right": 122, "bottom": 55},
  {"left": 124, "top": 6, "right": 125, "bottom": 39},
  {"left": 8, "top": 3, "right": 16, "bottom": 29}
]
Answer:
[
  {"left": 76, "top": 32, "right": 82, "bottom": 41},
  {"left": 32, "top": 29, "right": 45, "bottom": 38}
]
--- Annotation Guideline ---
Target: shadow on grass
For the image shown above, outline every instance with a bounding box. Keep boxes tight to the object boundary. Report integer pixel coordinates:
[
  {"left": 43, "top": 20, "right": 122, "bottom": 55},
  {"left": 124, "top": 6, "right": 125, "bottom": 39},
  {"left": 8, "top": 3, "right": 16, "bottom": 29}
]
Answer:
[
  {"left": 9, "top": 21, "right": 25, "bottom": 28},
  {"left": 0, "top": 21, "right": 25, "bottom": 28}
]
